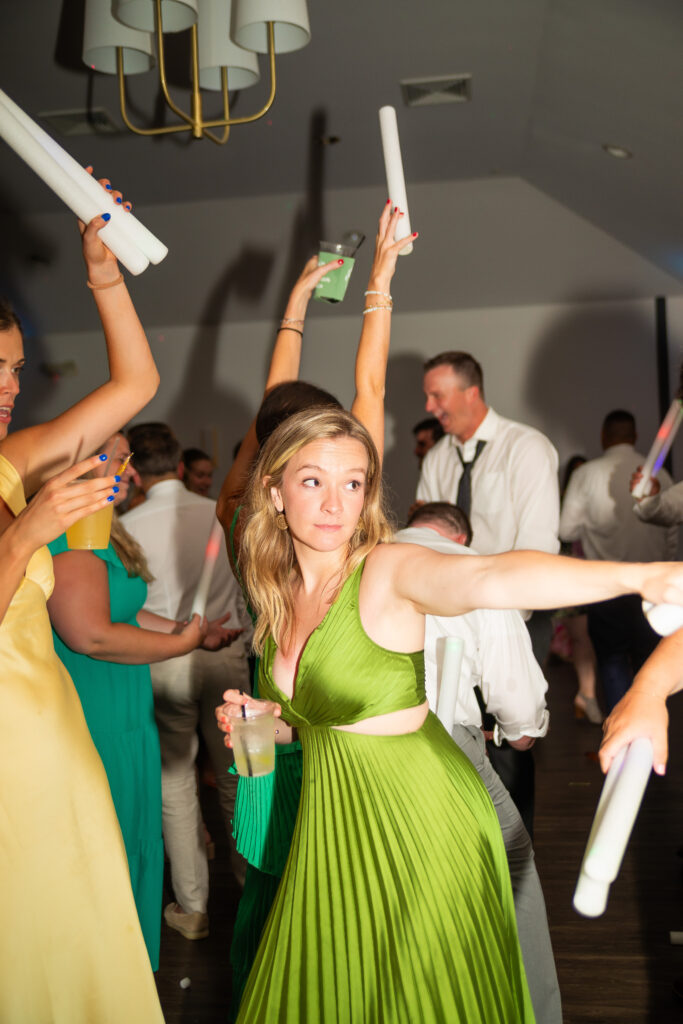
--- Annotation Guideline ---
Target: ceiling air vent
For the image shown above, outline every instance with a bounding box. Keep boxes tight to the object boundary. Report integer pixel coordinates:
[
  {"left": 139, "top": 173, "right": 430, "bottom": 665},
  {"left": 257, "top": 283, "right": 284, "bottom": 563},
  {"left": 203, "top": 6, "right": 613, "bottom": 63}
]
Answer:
[
  {"left": 37, "top": 108, "right": 121, "bottom": 137},
  {"left": 400, "top": 74, "right": 472, "bottom": 108}
]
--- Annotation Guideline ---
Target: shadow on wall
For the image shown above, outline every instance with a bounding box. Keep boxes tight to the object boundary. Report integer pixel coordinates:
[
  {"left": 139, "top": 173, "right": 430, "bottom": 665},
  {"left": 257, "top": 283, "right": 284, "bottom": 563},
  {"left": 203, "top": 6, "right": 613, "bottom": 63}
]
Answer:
[
  {"left": 522, "top": 300, "right": 657, "bottom": 473},
  {"left": 383, "top": 350, "right": 429, "bottom": 526},
  {"left": 161, "top": 245, "right": 275, "bottom": 461}
]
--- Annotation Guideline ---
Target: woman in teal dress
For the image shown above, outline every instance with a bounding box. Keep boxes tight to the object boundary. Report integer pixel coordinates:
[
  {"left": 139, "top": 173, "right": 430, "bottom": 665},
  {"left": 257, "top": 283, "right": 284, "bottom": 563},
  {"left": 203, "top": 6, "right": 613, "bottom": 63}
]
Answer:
[
  {"left": 218, "top": 406, "right": 683, "bottom": 1023},
  {"left": 48, "top": 432, "right": 235, "bottom": 969}
]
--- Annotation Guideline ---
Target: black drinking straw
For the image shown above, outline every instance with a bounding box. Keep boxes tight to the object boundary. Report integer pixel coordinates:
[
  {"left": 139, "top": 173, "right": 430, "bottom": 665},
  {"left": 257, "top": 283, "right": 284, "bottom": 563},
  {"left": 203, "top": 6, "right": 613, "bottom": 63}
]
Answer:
[{"left": 241, "top": 703, "right": 254, "bottom": 776}]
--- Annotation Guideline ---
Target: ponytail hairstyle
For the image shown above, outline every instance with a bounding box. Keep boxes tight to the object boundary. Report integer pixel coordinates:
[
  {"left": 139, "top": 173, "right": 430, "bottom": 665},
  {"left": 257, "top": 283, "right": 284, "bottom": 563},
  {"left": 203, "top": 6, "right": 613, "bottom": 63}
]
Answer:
[{"left": 240, "top": 407, "right": 393, "bottom": 654}]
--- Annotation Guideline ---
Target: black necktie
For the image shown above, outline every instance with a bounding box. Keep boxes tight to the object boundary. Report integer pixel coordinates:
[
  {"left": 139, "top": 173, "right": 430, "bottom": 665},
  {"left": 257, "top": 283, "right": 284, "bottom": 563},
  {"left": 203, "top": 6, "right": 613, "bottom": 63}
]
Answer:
[{"left": 456, "top": 440, "right": 486, "bottom": 518}]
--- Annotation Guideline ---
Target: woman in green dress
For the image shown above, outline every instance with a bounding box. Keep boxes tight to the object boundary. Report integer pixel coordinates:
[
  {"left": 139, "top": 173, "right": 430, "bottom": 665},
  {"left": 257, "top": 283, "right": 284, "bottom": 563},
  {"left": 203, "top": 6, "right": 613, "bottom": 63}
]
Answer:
[
  {"left": 48, "top": 431, "right": 236, "bottom": 969},
  {"left": 219, "top": 406, "right": 683, "bottom": 1023}
]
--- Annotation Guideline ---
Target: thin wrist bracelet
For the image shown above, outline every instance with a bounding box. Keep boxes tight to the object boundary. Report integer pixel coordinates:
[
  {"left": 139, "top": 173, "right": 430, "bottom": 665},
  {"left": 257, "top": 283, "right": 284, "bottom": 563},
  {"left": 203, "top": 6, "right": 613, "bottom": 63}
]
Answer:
[
  {"left": 362, "top": 304, "right": 393, "bottom": 315},
  {"left": 364, "top": 290, "right": 392, "bottom": 300},
  {"left": 278, "top": 327, "right": 303, "bottom": 337},
  {"left": 87, "top": 273, "right": 124, "bottom": 291}
]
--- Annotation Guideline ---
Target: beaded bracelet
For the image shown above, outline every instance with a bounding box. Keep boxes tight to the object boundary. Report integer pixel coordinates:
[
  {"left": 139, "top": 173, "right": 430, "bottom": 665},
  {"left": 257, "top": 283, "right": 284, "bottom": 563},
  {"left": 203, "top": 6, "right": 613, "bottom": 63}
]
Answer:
[
  {"left": 278, "top": 327, "right": 303, "bottom": 337},
  {"left": 362, "top": 305, "right": 393, "bottom": 315},
  {"left": 364, "top": 290, "right": 392, "bottom": 300},
  {"left": 87, "top": 273, "right": 124, "bottom": 291}
]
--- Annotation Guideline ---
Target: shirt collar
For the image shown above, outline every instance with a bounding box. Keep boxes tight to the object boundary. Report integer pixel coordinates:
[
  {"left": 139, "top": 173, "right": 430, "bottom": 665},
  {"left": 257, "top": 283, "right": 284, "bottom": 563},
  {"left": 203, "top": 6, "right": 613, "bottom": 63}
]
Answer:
[
  {"left": 145, "top": 478, "right": 188, "bottom": 501},
  {"left": 448, "top": 406, "right": 498, "bottom": 454}
]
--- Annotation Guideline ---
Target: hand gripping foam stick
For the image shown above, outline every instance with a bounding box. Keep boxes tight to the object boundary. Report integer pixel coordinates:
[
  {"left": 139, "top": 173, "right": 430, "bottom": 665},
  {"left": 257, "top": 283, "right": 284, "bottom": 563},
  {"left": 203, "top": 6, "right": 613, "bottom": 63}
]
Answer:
[
  {"left": 631, "top": 399, "right": 683, "bottom": 499},
  {"left": 573, "top": 737, "right": 653, "bottom": 918}
]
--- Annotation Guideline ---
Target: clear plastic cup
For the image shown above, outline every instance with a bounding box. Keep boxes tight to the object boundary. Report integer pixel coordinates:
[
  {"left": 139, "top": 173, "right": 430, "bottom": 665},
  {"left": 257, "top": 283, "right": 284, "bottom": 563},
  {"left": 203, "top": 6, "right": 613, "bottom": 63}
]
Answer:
[
  {"left": 228, "top": 699, "right": 277, "bottom": 777},
  {"left": 66, "top": 504, "right": 114, "bottom": 550},
  {"left": 314, "top": 241, "right": 356, "bottom": 303}
]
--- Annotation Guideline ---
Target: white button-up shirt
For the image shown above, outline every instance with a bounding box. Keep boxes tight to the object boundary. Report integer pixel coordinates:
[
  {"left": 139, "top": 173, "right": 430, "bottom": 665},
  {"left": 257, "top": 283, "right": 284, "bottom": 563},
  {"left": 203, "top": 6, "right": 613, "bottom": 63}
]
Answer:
[
  {"left": 396, "top": 526, "right": 550, "bottom": 741},
  {"left": 121, "top": 479, "right": 252, "bottom": 651},
  {"left": 416, "top": 407, "right": 560, "bottom": 556},
  {"left": 560, "top": 444, "right": 677, "bottom": 563}
]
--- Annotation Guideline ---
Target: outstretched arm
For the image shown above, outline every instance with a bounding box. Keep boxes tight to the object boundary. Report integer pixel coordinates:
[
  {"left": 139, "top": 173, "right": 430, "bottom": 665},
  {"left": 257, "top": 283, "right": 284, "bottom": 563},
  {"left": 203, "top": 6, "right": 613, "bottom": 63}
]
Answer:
[
  {"left": 599, "top": 629, "right": 683, "bottom": 775},
  {"left": 351, "top": 203, "right": 418, "bottom": 462},
  {"left": 3, "top": 176, "right": 159, "bottom": 494}
]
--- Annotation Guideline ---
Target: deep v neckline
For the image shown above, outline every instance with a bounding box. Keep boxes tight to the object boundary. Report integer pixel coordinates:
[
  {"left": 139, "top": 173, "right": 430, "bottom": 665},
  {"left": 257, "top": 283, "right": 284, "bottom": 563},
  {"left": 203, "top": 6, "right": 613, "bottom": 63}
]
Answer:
[{"left": 267, "top": 566, "right": 361, "bottom": 706}]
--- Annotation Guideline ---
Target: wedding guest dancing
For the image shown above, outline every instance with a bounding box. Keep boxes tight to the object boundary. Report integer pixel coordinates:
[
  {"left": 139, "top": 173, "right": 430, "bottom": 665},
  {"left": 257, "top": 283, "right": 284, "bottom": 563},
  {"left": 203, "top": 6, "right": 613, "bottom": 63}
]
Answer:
[
  {"left": 0, "top": 182, "right": 164, "bottom": 1021},
  {"left": 218, "top": 406, "right": 683, "bottom": 1023}
]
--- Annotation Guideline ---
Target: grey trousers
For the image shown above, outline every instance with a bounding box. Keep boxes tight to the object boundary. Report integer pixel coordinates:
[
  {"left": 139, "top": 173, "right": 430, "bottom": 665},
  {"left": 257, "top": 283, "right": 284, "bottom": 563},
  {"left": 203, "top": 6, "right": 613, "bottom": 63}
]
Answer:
[{"left": 452, "top": 724, "right": 563, "bottom": 1024}]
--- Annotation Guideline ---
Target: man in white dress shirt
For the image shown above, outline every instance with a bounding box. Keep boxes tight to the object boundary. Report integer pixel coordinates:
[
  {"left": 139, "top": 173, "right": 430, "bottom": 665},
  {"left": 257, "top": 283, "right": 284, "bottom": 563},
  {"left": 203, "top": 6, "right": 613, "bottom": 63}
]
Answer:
[
  {"left": 416, "top": 351, "right": 559, "bottom": 832},
  {"left": 122, "top": 423, "right": 253, "bottom": 940},
  {"left": 560, "top": 409, "right": 676, "bottom": 712},
  {"left": 397, "top": 502, "right": 561, "bottom": 1024}
]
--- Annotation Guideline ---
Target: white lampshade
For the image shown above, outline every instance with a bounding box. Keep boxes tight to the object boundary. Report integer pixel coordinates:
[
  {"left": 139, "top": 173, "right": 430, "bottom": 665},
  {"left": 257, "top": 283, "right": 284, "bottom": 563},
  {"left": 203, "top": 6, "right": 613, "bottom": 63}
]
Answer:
[
  {"left": 197, "top": 0, "right": 260, "bottom": 90},
  {"left": 83, "top": 0, "right": 155, "bottom": 74},
  {"left": 113, "top": 0, "right": 198, "bottom": 33},
  {"left": 231, "top": 0, "right": 310, "bottom": 54}
]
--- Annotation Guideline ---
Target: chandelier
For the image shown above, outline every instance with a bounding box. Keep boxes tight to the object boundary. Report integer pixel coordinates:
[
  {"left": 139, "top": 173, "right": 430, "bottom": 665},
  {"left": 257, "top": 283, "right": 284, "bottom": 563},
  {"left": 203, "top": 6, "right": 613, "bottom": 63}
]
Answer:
[{"left": 82, "top": 0, "right": 311, "bottom": 144}]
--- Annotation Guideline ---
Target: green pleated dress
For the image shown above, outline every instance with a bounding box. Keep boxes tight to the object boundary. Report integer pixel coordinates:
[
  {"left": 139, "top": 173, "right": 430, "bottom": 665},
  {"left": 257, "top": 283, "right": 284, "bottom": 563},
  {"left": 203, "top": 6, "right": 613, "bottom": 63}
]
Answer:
[
  {"left": 236, "top": 562, "right": 534, "bottom": 1024},
  {"left": 48, "top": 536, "right": 164, "bottom": 971}
]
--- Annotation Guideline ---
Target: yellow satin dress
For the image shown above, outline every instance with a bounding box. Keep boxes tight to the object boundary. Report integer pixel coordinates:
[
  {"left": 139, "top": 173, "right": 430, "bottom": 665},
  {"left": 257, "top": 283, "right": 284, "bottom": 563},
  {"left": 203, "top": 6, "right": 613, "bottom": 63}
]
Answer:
[{"left": 0, "top": 455, "right": 164, "bottom": 1024}]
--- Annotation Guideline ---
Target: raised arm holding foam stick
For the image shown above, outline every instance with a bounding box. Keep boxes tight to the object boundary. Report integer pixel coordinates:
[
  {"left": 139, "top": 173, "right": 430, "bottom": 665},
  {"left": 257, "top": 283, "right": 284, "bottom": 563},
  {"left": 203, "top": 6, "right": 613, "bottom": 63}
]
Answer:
[{"left": 0, "top": 88, "right": 167, "bottom": 275}]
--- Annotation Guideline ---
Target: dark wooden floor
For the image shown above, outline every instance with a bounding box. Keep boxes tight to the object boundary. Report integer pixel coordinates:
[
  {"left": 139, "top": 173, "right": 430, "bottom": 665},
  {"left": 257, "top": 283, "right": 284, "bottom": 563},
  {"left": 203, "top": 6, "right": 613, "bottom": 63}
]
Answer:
[{"left": 156, "top": 660, "right": 683, "bottom": 1023}]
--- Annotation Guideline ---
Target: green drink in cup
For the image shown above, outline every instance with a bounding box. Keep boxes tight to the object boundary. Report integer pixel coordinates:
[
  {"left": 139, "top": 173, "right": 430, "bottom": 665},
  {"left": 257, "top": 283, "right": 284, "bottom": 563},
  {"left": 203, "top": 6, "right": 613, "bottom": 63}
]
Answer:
[{"left": 314, "top": 232, "right": 364, "bottom": 303}]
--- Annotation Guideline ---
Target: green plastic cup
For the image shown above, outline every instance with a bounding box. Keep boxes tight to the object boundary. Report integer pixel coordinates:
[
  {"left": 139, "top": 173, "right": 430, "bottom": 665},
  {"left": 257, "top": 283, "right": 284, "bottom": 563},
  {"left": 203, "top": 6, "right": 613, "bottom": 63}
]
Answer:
[{"left": 314, "top": 241, "right": 356, "bottom": 303}]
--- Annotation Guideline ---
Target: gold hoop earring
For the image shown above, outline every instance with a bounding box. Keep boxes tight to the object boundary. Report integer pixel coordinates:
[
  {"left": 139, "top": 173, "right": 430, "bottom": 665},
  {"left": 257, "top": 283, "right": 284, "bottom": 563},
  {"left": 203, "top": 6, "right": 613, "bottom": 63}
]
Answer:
[{"left": 276, "top": 512, "right": 288, "bottom": 531}]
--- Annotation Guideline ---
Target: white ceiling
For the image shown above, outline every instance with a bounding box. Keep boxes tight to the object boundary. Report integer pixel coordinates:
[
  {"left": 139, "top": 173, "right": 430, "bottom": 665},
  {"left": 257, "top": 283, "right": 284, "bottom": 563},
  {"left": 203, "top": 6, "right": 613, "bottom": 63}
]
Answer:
[{"left": 1, "top": 0, "right": 682, "bottom": 330}]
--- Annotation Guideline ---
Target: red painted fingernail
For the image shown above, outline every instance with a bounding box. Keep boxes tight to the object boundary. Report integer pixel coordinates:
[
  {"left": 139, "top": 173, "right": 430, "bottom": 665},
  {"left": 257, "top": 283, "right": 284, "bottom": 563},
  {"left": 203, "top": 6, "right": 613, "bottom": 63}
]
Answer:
[
  {"left": 338, "top": 259, "right": 344, "bottom": 264},
  {"left": 394, "top": 206, "right": 398, "bottom": 212},
  {"left": 399, "top": 211, "right": 404, "bottom": 216},
  {"left": 386, "top": 198, "right": 391, "bottom": 204},
  {"left": 412, "top": 231, "right": 418, "bottom": 237}
]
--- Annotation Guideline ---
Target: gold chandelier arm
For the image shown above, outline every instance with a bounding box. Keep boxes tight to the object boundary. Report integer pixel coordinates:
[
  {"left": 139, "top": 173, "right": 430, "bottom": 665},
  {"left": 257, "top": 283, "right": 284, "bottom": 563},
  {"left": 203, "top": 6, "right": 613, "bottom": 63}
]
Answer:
[
  {"left": 200, "top": 21, "right": 277, "bottom": 129},
  {"left": 117, "top": 48, "right": 194, "bottom": 135},
  {"left": 202, "top": 68, "right": 231, "bottom": 144},
  {"left": 154, "top": 0, "right": 194, "bottom": 128}
]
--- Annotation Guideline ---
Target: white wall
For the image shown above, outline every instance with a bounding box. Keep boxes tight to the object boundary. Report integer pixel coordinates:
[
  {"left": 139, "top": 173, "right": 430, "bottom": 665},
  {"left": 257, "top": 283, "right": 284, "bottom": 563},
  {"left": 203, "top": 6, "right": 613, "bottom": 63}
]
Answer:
[{"left": 16, "top": 294, "right": 666, "bottom": 523}]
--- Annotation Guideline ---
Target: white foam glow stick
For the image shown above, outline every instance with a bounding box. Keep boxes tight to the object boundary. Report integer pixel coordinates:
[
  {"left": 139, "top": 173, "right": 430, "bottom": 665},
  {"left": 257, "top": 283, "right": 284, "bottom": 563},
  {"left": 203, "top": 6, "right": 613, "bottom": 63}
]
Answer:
[
  {"left": 436, "top": 636, "right": 464, "bottom": 731},
  {"left": 378, "top": 106, "right": 413, "bottom": 255},
  {"left": 642, "top": 600, "right": 683, "bottom": 637},
  {"left": 0, "top": 91, "right": 168, "bottom": 275},
  {"left": 632, "top": 399, "right": 683, "bottom": 499},
  {"left": 191, "top": 519, "right": 224, "bottom": 619},
  {"left": 0, "top": 89, "right": 167, "bottom": 267},
  {"left": 573, "top": 737, "right": 653, "bottom": 918}
]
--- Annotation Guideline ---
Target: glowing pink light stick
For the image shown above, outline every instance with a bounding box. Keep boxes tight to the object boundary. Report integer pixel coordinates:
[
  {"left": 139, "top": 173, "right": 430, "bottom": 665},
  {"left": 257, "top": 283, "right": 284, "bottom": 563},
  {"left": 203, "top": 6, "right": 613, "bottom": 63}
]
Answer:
[
  {"left": 632, "top": 399, "right": 683, "bottom": 499},
  {"left": 191, "top": 520, "right": 224, "bottom": 619},
  {"left": 573, "top": 737, "right": 653, "bottom": 918}
]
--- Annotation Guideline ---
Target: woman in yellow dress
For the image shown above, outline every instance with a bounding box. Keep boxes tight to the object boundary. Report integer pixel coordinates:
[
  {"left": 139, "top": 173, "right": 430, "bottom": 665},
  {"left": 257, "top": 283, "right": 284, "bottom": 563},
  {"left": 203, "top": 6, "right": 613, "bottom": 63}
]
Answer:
[{"left": 0, "top": 178, "right": 170, "bottom": 1023}]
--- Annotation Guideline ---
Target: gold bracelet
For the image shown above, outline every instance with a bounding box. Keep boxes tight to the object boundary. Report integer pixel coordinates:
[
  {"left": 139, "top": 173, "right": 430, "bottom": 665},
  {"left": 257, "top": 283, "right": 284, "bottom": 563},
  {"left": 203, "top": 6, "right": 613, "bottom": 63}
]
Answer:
[
  {"left": 87, "top": 273, "right": 124, "bottom": 291},
  {"left": 362, "top": 304, "right": 393, "bottom": 315}
]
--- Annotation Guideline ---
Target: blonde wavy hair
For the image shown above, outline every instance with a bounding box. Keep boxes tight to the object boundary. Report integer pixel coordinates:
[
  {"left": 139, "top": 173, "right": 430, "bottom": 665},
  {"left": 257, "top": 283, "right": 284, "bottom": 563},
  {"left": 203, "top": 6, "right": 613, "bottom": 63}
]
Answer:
[
  {"left": 110, "top": 512, "right": 153, "bottom": 583},
  {"left": 240, "top": 407, "right": 393, "bottom": 654}
]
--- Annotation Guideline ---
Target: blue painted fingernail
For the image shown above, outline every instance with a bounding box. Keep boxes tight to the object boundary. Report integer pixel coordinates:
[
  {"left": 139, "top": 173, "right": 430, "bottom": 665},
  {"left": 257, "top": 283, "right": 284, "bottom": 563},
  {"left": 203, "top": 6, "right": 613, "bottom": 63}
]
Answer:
[
  {"left": 99, "top": 453, "right": 108, "bottom": 461},
  {"left": 102, "top": 212, "right": 111, "bottom": 222},
  {"left": 124, "top": 203, "right": 132, "bottom": 211},
  {"left": 112, "top": 486, "right": 120, "bottom": 494},
  {"left": 114, "top": 475, "right": 121, "bottom": 482},
  {"left": 115, "top": 197, "right": 122, "bottom": 204},
  {"left": 107, "top": 495, "right": 114, "bottom": 502},
  {"left": 105, "top": 183, "right": 112, "bottom": 190}
]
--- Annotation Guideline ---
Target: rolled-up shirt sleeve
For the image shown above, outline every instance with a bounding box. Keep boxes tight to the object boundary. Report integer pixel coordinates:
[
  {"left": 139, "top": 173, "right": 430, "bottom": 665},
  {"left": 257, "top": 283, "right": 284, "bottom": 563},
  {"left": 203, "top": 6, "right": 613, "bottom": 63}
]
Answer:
[{"left": 476, "top": 606, "right": 550, "bottom": 741}]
